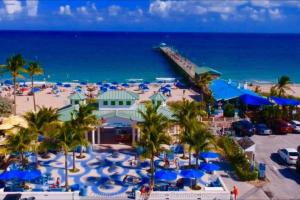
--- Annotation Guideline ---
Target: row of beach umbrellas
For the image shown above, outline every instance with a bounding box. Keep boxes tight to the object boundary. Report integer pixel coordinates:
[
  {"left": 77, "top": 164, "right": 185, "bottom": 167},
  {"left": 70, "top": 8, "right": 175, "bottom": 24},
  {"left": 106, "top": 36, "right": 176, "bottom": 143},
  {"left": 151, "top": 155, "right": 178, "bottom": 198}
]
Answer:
[
  {"left": 155, "top": 163, "right": 220, "bottom": 182},
  {"left": 0, "top": 169, "right": 42, "bottom": 181}
]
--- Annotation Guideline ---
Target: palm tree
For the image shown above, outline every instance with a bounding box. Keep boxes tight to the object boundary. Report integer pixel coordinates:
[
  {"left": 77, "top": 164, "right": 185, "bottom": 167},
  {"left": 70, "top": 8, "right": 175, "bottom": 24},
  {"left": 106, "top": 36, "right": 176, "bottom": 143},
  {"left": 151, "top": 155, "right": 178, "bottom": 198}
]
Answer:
[
  {"left": 138, "top": 103, "right": 171, "bottom": 188},
  {"left": 26, "top": 62, "right": 44, "bottom": 111},
  {"left": 23, "top": 107, "right": 59, "bottom": 166},
  {"left": 5, "top": 127, "right": 34, "bottom": 168},
  {"left": 274, "top": 75, "right": 292, "bottom": 97},
  {"left": 0, "top": 54, "right": 26, "bottom": 115},
  {"left": 196, "top": 72, "right": 213, "bottom": 100},
  {"left": 171, "top": 100, "right": 206, "bottom": 159},
  {"left": 190, "top": 123, "right": 215, "bottom": 168},
  {"left": 70, "top": 104, "right": 98, "bottom": 171}
]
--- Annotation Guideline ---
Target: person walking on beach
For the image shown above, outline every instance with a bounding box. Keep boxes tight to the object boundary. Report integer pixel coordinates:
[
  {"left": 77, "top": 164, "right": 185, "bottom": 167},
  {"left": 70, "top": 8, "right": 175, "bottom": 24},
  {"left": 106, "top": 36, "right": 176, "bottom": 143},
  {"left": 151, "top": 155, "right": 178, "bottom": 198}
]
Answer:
[{"left": 231, "top": 185, "right": 239, "bottom": 200}]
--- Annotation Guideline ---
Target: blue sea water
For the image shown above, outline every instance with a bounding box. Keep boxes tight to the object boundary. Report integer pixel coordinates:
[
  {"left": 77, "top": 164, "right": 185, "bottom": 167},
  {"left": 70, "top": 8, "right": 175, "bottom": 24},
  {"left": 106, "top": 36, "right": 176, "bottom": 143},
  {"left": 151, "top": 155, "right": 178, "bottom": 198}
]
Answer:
[{"left": 0, "top": 31, "right": 300, "bottom": 83}]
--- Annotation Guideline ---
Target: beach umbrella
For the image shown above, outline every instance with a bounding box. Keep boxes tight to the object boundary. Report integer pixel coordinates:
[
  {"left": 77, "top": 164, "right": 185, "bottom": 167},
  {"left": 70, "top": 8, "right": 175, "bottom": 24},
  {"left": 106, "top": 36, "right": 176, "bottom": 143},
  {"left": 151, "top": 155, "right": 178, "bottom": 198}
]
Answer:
[
  {"left": 56, "top": 82, "right": 63, "bottom": 86},
  {"left": 0, "top": 170, "right": 22, "bottom": 180},
  {"left": 155, "top": 170, "right": 177, "bottom": 181},
  {"left": 143, "top": 81, "right": 150, "bottom": 85},
  {"left": 109, "top": 86, "right": 117, "bottom": 90},
  {"left": 97, "top": 82, "right": 102, "bottom": 86},
  {"left": 175, "top": 82, "right": 185, "bottom": 88},
  {"left": 75, "top": 88, "right": 82, "bottom": 92},
  {"left": 100, "top": 87, "right": 108, "bottom": 92},
  {"left": 112, "top": 81, "right": 118, "bottom": 85},
  {"left": 31, "top": 88, "right": 41, "bottom": 93},
  {"left": 171, "top": 144, "right": 184, "bottom": 154},
  {"left": 142, "top": 85, "right": 149, "bottom": 90},
  {"left": 165, "top": 84, "right": 171, "bottom": 88},
  {"left": 121, "top": 83, "right": 129, "bottom": 88},
  {"left": 63, "top": 83, "right": 71, "bottom": 88},
  {"left": 199, "top": 151, "right": 220, "bottom": 159},
  {"left": 157, "top": 80, "right": 164, "bottom": 84},
  {"left": 80, "top": 81, "right": 87, "bottom": 86},
  {"left": 38, "top": 135, "right": 45, "bottom": 142},
  {"left": 200, "top": 163, "right": 220, "bottom": 172},
  {"left": 20, "top": 82, "right": 28, "bottom": 87},
  {"left": 128, "top": 80, "right": 136, "bottom": 84},
  {"left": 139, "top": 83, "right": 145, "bottom": 88},
  {"left": 20, "top": 169, "right": 42, "bottom": 181},
  {"left": 180, "top": 169, "right": 204, "bottom": 179},
  {"left": 4, "top": 80, "right": 13, "bottom": 85},
  {"left": 103, "top": 83, "right": 110, "bottom": 87}
]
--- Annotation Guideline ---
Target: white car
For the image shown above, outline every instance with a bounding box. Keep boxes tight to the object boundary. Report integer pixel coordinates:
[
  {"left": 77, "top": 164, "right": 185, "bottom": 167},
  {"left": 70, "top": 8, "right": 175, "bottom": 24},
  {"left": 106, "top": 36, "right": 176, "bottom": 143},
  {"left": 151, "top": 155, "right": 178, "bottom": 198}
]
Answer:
[
  {"left": 277, "top": 148, "right": 299, "bottom": 165},
  {"left": 290, "top": 120, "right": 300, "bottom": 133}
]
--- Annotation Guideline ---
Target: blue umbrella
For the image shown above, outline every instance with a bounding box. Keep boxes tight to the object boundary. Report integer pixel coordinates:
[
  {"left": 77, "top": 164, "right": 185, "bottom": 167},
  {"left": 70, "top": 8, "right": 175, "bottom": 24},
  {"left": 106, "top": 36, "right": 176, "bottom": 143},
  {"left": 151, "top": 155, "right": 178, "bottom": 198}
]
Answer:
[
  {"left": 63, "top": 83, "right": 71, "bottom": 88},
  {"left": 175, "top": 82, "right": 185, "bottom": 88},
  {"left": 112, "top": 81, "right": 118, "bottom": 85},
  {"left": 157, "top": 80, "right": 164, "bottom": 84},
  {"left": 200, "top": 163, "right": 220, "bottom": 172},
  {"left": 38, "top": 135, "right": 45, "bottom": 142},
  {"left": 155, "top": 170, "right": 177, "bottom": 181},
  {"left": 139, "top": 83, "right": 145, "bottom": 88},
  {"left": 4, "top": 80, "right": 13, "bottom": 85},
  {"left": 165, "top": 84, "right": 171, "bottom": 88},
  {"left": 103, "top": 83, "right": 110, "bottom": 87},
  {"left": 171, "top": 144, "right": 184, "bottom": 154},
  {"left": 56, "top": 82, "right": 63, "bottom": 86},
  {"left": 200, "top": 151, "right": 220, "bottom": 159},
  {"left": 142, "top": 85, "right": 149, "bottom": 90},
  {"left": 180, "top": 169, "right": 204, "bottom": 179},
  {"left": 128, "top": 80, "right": 136, "bottom": 84},
  {"left": 20, "top": 82, "right": 28, "bottom": 87},
  {"left": 20, "top": 169, "right": 42, "bottom": 181},
  {"left": 97, "top": 82, "right": 102, "bottom": 86},
  {"left": 121, "top": 83, "right": 129, "bottom": 88},
  {"left": 31, "top": 88, "right": 41, "bottom": 93},
  {"left": 75, "top": 88, "right": 82, "bottom": 92},
  {"left": 0, "top": 170, "right": 22, "bottom": 180},
  {"left": 143, "top": 81, "right": 150, "bottom": 85},
  {"left": 80, "top": 81, "right": 87, "bottom": 85},
  {"left": 100, "top": 87, "right": 108, "bottom": 92},
  {"left": 110, "top": 86, "right": 117, "bottom": 90}
]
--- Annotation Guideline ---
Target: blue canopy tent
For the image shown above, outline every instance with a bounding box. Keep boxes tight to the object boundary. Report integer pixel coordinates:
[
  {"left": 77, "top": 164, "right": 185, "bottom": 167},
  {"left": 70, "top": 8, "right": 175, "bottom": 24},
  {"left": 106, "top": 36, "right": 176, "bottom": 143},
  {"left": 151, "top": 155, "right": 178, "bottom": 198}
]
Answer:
[
  {"left": 63, "top": 83, "right": 71, "bottom": 88},
  {"left": 199, "top": 151, "right": 220, "bottom": 159},
  {"left": 209, "top": 79, "right": 258, "bottom": 101},
  {"left": 155, "top": 170, "right": 177, "bottom": 182},
  {"left": 240, "top": 94, "right": 272, "bottom": 106},
  {"left": 180, "top": 169, "right": 204, "bottom": 179},
  {"left": 271, "top": 96, "right": 300, "bottom": 106}
]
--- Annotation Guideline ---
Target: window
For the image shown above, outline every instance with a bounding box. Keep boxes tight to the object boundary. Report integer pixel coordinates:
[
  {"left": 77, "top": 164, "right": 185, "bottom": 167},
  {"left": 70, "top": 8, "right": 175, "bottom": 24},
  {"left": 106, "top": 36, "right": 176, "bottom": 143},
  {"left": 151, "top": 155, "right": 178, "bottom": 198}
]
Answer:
[
  {"left": 111, "top": 101, "right": 116, "bottom": 106},
  {"left": 103, "top": 101, "right": 108, "bottom": 106},
  {"left": 74, "top": 100, "right": 79, "bottom": 104},
  {"left": 119, "top": 101, "right": 124, "bottom": 106},
  {"left": 126, "top": 101, "right": 131, "bottom": 106}
]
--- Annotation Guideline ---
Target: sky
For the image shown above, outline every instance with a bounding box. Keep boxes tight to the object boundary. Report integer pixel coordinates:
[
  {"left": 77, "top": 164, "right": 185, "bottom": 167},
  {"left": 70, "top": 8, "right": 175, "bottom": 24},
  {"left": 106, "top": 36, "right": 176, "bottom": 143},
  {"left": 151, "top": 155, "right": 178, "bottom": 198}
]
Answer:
[{"left": 1, "top": 0, "right": 300, "bottom": 33}]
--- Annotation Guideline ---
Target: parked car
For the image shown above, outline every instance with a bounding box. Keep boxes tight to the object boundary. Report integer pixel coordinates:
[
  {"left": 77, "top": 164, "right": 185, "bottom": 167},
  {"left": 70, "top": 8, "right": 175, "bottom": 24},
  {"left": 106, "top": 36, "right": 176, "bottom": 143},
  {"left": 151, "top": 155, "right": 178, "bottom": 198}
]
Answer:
[
  {"left": 290, "top": 120, "right": 300, "bottom": 133},
  {"left": 231, "top": 120, "right": 254, "bottom": 137},
  {"left": 278, "top": 148, "right": 299, "bottom": 165},
  {"left": 296, "top": 146, "right": 300, "bottom": 173},
  {"left": 255, "top": 123, "right": 272, "bottom": 135},
  {"left": 271, "top": 119, "right": 294, "bottom": 134}
]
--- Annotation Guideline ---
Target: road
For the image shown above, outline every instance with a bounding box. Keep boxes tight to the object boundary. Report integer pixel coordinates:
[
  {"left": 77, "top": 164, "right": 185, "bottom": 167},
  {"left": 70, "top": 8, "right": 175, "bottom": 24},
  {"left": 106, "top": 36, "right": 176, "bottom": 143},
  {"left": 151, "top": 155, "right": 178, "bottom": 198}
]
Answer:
[{"left": 252, "top": 134, "right": 300, "bottom": 200}]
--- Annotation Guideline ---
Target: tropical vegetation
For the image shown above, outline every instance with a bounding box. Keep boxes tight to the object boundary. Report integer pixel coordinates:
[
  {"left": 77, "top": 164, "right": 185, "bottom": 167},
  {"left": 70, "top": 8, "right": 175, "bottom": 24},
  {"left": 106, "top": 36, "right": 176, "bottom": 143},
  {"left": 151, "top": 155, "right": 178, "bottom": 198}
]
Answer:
[
  {"left": 26, "top": 62, "right": 44, "bottom": 111},
  {"left": 138, "top": 103, "right": 171, "bottom": 188},
  {"left": 0, "top": 96, "right": 12, "bottom": 116}
]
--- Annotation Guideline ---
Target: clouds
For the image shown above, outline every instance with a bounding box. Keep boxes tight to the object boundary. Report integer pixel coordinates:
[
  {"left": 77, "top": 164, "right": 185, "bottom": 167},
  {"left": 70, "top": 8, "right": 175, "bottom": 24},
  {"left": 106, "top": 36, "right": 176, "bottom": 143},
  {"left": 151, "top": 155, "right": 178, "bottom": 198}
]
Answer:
[
  {"left": 3, "top": 0, "right": 22, "bottom": 15},
  {"left": 26, "top": 0, "right": 38, "bottom": 17}
]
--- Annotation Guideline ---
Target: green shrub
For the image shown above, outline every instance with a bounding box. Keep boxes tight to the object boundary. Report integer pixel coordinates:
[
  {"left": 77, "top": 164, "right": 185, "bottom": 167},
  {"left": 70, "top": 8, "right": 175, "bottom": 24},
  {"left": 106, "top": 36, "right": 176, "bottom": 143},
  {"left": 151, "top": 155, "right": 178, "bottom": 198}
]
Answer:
[
  {"left": 218, "top": 136, "right": 257, "bottom": 181},
  {"left": 223, "top": 103, "right": 235, "bottom": 117}
]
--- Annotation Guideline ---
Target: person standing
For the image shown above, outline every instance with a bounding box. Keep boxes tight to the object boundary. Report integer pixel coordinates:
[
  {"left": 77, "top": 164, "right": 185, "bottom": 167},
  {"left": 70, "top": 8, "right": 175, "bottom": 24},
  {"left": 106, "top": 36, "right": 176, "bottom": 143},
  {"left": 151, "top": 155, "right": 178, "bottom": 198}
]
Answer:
[{"left": 232, "top": 185, "right": 239, "bottom": 200}]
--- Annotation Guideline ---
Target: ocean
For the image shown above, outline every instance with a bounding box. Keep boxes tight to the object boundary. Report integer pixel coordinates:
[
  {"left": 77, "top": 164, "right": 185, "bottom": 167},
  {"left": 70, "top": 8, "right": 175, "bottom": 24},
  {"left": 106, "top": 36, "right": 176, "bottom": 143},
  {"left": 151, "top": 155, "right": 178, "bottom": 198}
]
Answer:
[{"left": 0, "top": 31, "right": 300, "bottom": 83}]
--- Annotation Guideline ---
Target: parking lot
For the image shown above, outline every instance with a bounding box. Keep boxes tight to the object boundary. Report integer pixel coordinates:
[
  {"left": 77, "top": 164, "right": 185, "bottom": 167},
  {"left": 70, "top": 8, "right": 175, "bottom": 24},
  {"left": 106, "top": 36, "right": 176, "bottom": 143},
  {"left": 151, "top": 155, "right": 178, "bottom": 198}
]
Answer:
[{"left": 252, "top": 134, "right": 300, "bottom": 200}]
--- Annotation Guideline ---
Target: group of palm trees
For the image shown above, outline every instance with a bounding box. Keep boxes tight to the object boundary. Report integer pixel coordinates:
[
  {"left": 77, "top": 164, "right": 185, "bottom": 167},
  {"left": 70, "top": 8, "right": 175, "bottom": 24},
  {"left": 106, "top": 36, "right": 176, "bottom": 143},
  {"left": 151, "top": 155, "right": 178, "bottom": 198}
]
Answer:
[
  {"left": 0, "top": 54, "right": 44, "bottom": 114},
  {"left": 4, "top": 104, "right": 98, "bottom": 189},
  {"left": 138, "top": 100, "right": 215, "bottom": 188}
]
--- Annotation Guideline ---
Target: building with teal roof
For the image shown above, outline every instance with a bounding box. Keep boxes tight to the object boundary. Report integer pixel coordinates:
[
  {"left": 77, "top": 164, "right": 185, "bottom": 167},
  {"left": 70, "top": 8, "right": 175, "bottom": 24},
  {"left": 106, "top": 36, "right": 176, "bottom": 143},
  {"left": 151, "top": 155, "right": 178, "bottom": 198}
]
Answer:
[{"left": 58, "top": 90, "right": 178, "bottom": 145}]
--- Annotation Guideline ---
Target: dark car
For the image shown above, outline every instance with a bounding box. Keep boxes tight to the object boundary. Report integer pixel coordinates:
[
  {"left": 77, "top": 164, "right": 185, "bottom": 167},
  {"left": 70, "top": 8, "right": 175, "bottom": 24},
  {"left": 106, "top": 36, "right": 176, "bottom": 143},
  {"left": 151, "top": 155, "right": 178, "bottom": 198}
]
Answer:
[
  {"left": 296, "top": 146, "right": 300, "bottom": 174},
  {"left": 271, "top": 119, "right": 294, "bottom": 134},
  {"left": 255, "top": 123, "right": 272, "bottom": 135},
  {"left": 232, "top": 120, "right": 254, "bottom": 137}
]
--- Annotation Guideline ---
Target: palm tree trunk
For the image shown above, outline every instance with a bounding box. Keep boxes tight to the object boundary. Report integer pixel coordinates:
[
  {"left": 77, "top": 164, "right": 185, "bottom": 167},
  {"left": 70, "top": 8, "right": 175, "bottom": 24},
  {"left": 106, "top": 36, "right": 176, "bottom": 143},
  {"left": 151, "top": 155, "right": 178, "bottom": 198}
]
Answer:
[
  {"left": 64, "top": 150, "right": 69, "bottom": 189},
  {"left": 72, "top": 150, "right": 76, "bottom": 171},
  {"left": 20, "top": 150, "right": 24, "bottom": 169},
  {"left": 13, "top": 76, "right": 17, "bottom": 115},
  {"left": 150, "top": 154, "right": 154, "bottom": 189},
  {"left": 31, "top": 77, "right": 36, "bottom": 112},
  {"left": 196, "top": 151, "right": 199, "bottom": 169},
  {"left": 188, "top": 147, "right": 192, "bottom": 167}
]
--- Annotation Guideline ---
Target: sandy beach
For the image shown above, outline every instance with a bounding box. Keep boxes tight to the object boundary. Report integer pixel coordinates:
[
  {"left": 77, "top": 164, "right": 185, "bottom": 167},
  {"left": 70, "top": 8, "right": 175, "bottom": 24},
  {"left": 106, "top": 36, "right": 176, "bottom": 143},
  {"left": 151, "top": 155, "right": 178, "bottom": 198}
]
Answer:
[
  {"left": 0, "top": 83, "right": 199, "bottom": 115},
  {"left": 249, "top": 83, "right": 300, "bottom": 98}
]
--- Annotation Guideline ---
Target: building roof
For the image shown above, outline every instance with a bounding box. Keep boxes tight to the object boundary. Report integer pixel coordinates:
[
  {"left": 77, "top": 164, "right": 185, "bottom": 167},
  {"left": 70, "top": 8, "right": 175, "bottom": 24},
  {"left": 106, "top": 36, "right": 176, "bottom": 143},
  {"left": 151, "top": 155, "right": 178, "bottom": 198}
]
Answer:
[
  {"left": 237, "top": 137, "right": 255, "bottom": 150},
  {"left": 195, "top": 66, "right": 222, "bottom": 76},
  {"left": 150, "top": 92, "right": 167, "bottom": 102},
  {"left": 69, "top": 93, "right": 86, "bottom": 101},
  {"left": 58, "top": 105, "right": 78, "bottom": 122},
  {"left": 97, "top": 90, "right": 139, "bottom": 100}
]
